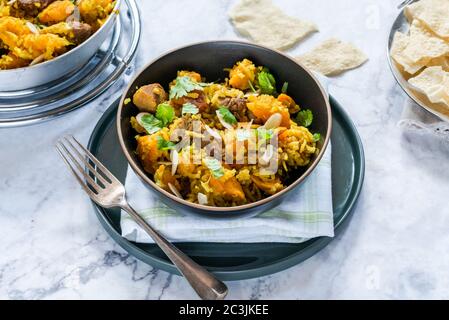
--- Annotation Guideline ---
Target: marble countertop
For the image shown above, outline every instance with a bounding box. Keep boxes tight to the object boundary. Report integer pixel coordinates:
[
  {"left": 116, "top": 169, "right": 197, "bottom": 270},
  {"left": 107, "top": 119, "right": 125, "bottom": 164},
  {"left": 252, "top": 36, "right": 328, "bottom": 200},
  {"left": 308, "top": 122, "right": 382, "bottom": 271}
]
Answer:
[{"left": 1, "top": 0, "right": 449, "bottom": 300}]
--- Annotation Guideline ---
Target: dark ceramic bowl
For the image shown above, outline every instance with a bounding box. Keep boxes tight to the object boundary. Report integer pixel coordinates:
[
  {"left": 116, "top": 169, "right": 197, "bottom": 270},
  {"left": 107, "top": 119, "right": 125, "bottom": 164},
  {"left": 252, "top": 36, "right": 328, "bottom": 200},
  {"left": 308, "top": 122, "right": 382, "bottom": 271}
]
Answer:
[{"left": 117, "top": 41, "right": 331, "bottom": 219}]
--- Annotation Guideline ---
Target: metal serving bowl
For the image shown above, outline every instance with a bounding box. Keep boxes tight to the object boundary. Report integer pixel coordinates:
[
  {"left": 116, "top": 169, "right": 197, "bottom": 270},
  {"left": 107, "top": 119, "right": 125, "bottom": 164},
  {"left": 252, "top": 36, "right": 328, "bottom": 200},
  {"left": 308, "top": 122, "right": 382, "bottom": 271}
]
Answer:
[
  {"left": 117, "top": 41, "right": 332, "bottom": 219},
  {"left": 0, "top": 0, "right": 121, "bottom": 92},
  {"left": 387, "top": 8, "right": 449, "bottom": 122}
]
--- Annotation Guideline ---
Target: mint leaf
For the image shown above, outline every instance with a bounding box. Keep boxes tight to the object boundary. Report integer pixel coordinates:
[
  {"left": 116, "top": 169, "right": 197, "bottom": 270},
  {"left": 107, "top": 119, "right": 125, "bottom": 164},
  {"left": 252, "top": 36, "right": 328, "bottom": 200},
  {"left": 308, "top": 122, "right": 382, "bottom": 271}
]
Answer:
[
  {"left": 156, "top": 103, "right": 174, "bottom": 126},
  {"left": 217, "top": 107, "right": 237, "bottom": 125},
  {"left": 204, "top": 157, "right": 224, "bottom": 178},
  {"left": 156, "top": 136, "right": 176, "bottom": 151},
  {"left": 169, "top": 76, "right": 204, "bottom": 99},
  {"left": 313, "top": 133, "right": 321, "bottom": 142},
  {"left": 296, "top": 109, "right": 313, "bottom": 127},
  {"left": 257, "top": 70, "right": 276, "bottom": 95},
  {"left": 140, "top": 114, "right": 162, "bottom": 134},
  {"left": 182, "top": 103, "right": 199, "bottom": 115}
]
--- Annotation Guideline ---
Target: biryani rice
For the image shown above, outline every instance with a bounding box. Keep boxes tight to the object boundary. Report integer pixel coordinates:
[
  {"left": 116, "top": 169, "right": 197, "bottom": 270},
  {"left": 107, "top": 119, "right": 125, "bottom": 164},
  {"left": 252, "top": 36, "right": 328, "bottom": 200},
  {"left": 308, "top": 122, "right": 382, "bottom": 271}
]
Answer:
[{"left": 127, "top": 59, "right": 320, "bottom": 207}]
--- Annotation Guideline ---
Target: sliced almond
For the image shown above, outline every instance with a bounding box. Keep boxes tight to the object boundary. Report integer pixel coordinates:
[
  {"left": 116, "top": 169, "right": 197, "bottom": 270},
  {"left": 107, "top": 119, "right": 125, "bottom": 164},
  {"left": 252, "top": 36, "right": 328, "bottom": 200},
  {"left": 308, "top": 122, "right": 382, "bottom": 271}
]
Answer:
[
  {"left": 170, "top": 150, "right": 179, "bottom": 176},
  {"left": 168, "top": 183, "right": 182, "bottom": 199},
  {"left": 263, "top": 113, "right": 282, "bottom": 129},
  {"left": 198, "top": 193, "right": 208, "bottom": 205},
  {"left": 204, "top": 124, "right": 222, "bottom": 140}
]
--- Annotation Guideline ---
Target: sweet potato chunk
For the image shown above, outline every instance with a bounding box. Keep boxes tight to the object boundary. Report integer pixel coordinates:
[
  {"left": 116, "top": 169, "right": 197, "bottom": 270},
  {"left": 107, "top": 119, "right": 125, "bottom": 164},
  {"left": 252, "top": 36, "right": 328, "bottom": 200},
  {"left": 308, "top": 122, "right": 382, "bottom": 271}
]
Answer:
[
  {"left": 38, "top": 0, "right": 75, "bottom": 24},
  {"left": 247, "top": 94, "right": 291, "bottom": 128},
  {"left": 209, "top": 176, "right": 245, "bottom": 201},
  {"left": 229, "top": 58, "right": 256, "bottom": 90},
  {"left": 78, "top": 0, "right": 114, "bottom": 23}
]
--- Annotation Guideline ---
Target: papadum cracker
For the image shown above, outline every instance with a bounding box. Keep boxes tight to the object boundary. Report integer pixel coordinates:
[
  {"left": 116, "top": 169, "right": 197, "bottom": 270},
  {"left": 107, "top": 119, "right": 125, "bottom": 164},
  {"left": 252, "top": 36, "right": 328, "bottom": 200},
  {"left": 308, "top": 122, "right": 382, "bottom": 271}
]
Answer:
[
  {"left": 391, "top": 31, "right": 428, "bottom": 74},
  {"left": 405, "top": 0, "right": 449, "bottom": 39},
  {"left": 402, "top": 20, "right": 449, "bottom": 64},
  {"left": 295, "top": 38, "right": 367, "bottom": 76},
  {"left": 409, "top": 66, "right": 449, "bottom": 106},
  {"left": 229, "top": 0, "right": 318, "bottom": 50}
]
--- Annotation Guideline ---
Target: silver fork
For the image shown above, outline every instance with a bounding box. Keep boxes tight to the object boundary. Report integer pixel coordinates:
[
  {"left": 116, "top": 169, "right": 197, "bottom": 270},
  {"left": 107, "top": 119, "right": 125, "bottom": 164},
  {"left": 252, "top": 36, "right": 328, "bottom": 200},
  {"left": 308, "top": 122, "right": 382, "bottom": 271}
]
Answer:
[
  {"left": 55, "top": 135, "right": 228, "bottom": 300},
  {"left": 397, "top": 0, "right": 416, "bottom": 9}
]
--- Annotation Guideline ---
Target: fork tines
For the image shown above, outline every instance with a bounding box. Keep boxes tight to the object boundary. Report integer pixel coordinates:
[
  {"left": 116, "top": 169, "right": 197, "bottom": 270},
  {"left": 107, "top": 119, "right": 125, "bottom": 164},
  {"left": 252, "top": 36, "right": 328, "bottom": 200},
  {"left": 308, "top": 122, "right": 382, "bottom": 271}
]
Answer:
[
  {"left": 397, "top": 0, "right": 415, "bottom": 9},
  {"left": 55, "top": 135, "right": 115, "bottom": 197}
]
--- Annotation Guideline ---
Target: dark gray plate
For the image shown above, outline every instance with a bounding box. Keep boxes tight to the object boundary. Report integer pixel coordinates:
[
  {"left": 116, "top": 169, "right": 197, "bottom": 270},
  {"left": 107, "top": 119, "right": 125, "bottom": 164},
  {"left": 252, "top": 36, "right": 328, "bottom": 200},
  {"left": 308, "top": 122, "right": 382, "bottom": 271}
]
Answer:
[{"left": 88, "top": 96, "right": 365, "bottom": 281}]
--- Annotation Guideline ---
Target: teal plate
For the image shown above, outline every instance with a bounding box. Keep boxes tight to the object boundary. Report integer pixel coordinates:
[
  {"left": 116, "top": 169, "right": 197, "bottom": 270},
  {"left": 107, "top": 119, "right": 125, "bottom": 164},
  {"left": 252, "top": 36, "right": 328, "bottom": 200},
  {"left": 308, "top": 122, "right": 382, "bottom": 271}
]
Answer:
[{"left": 88, "top": 96, "right": 365, "bottom": 281}]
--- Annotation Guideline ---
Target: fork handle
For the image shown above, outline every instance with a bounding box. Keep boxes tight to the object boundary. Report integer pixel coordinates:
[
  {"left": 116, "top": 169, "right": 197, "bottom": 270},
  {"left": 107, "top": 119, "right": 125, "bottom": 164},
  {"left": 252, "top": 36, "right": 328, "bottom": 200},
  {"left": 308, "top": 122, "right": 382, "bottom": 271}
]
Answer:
[{"left": 121, "top": 203, "right": 228, "bottom": 300}]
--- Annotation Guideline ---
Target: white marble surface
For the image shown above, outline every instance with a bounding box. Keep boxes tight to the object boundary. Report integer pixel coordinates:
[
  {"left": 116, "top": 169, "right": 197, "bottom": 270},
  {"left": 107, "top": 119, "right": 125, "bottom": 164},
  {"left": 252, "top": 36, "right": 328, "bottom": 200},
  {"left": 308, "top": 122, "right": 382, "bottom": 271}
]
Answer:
[{"left": 1, "top": 0, "right": 449, "bottom": 300}]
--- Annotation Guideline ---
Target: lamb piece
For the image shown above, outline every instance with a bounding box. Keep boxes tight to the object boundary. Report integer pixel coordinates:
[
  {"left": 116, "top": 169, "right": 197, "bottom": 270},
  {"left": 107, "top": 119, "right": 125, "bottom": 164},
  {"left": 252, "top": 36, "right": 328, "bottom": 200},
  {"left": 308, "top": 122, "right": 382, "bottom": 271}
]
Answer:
[
  {"left": 219, "top": 97, "right": 249, "bottom": 122},
  {"left": 171, "top": 90, "right": 209, "bottom": 113},
  {"left": 71, "top": 21, "right": 92, "bottom": 44},
  {"left": 132, "top": 83, "right": 168, "bottom": 113},
  {"left": 41, "top": 21, "right": 92, "bottom": 44},
  {"left": 16, "top": 0, "right": 56, "bottom": 17}
]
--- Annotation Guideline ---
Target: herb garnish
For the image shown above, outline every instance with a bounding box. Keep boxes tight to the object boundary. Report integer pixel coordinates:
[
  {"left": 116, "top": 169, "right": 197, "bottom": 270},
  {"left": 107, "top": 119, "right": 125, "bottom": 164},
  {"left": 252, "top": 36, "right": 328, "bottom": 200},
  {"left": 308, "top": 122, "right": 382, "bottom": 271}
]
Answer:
[
  {"left": 296, "top": 109, "right": 313, "bottom": 127},
  {"left": 155, "top": 103, "right": 175, "bottom": 126},
  {"left": 139, "top": 114, "right": 163, "bottom": 134},
  {"left": 156, "top": 136, "right": 176, "bottom": 151},
  {"left": 217, "top": 107, "right": 237, "bottom": 125},
  {"left": 204, "top": 157, "right": 224, "bottom": 178},
  {"left": 257, "top": 69, "right": 276, "bottom": 95},
  {"left": 181, "top": 103, "right": 199, "bottom": 115},
  {"left": 169, "top": 76, "right": 204, "bottom": 99}
]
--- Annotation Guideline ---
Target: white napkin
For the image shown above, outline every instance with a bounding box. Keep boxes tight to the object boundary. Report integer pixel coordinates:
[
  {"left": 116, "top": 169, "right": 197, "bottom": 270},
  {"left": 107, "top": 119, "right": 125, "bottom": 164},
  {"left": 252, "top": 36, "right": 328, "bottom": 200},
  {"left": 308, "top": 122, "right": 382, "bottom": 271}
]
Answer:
[
  {"left": 398, "top": 99, "right": 449, "bottom": 141},
  {"left": 120, "top": 145, "right": 333, "bottom": 243}
]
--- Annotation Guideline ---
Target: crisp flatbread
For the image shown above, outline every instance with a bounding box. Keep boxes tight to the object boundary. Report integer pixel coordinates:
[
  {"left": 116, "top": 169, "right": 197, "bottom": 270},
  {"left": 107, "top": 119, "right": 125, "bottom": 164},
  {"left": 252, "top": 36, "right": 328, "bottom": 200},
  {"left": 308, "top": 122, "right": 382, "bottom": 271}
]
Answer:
[
  {"left": 402, "top": 20, "right": 449, "bottom": 64},
  {"left": 409, "top": 66, "right": 449, "bottom": 106},
  {"left": 405, "top": 0, "right": 449, "bottom": 39},
  {"left": 229, "top": 0, "right": 318, "bottom": 50},
  {"left": 295, "top": 38, "right": 367, "bottom": 76},
  {"left": 390, "top": 20, "right": 449, "bottom": 74},
  {"left": 391, "top": 31, "right": 427, "bottom": 74}
]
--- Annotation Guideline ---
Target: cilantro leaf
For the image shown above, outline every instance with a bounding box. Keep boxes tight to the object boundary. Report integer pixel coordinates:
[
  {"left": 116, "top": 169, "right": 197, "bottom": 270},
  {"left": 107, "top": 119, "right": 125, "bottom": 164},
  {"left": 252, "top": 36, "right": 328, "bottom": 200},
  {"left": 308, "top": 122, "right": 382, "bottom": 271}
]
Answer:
[
  {"left": 217, "top": 107, "right": 237, "bottom": 125},
  {"left": 281, "top": 82, "right": 288, "bottom": 94},
  {"left": 182, "top": 103, "right": 199, "bottom": 115},
  {"left": 169, "top": 76, "right": 204, "bottom": 99},
  {"left": 156, "top": 103, "right": 175, "bottom": 126},
  {"left": 296, "top": 109, "right": 313, "bottom": 127},
  {"left": 257, "top": 69, "right": 276, "bottom": 95},
  {"left": 313, "top": 133, "right": 321, "bottom": 142},
  {"left": 140, "top": 114, "right": 162, "bottom": 134},
  {"left": 156, "top": 136, "right": 176, "bottom": 151},
  {"left": 204, "top": 157, "right": 224, "bottom": 178}
]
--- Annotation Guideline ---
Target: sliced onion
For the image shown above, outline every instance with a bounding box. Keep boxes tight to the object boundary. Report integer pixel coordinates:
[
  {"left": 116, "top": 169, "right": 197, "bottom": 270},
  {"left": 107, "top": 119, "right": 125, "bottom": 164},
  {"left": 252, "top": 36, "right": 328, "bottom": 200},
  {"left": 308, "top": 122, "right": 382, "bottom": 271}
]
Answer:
[
  {"left": 168, "top": 183, "right": 183, "bottom": 199},
  {"left": 26, "top": 22, "right": 39, "bottom": 34},
  {"left": 204, "top": 124, "right": 221, "bottom": 140},
  {"left": 29, "top": 54, "right": 45, "bottom": 66},
  {"left": 263, "top": 113, "right": 282, "bottom": 130},
  {"left": 216, "top": 111, "right": 234, "bottom": 130},
  {"left": 198, "top": 193, "right": 208, "bottom": 205},
  {"left": 136, "top": 112, "right": 150, "bottom": 127},
  {"left": 260, "top": 145, "right": 274, "bottom": 165},
  {"left": 170, "top": 149, "right": 179, "bottom": 176}
]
